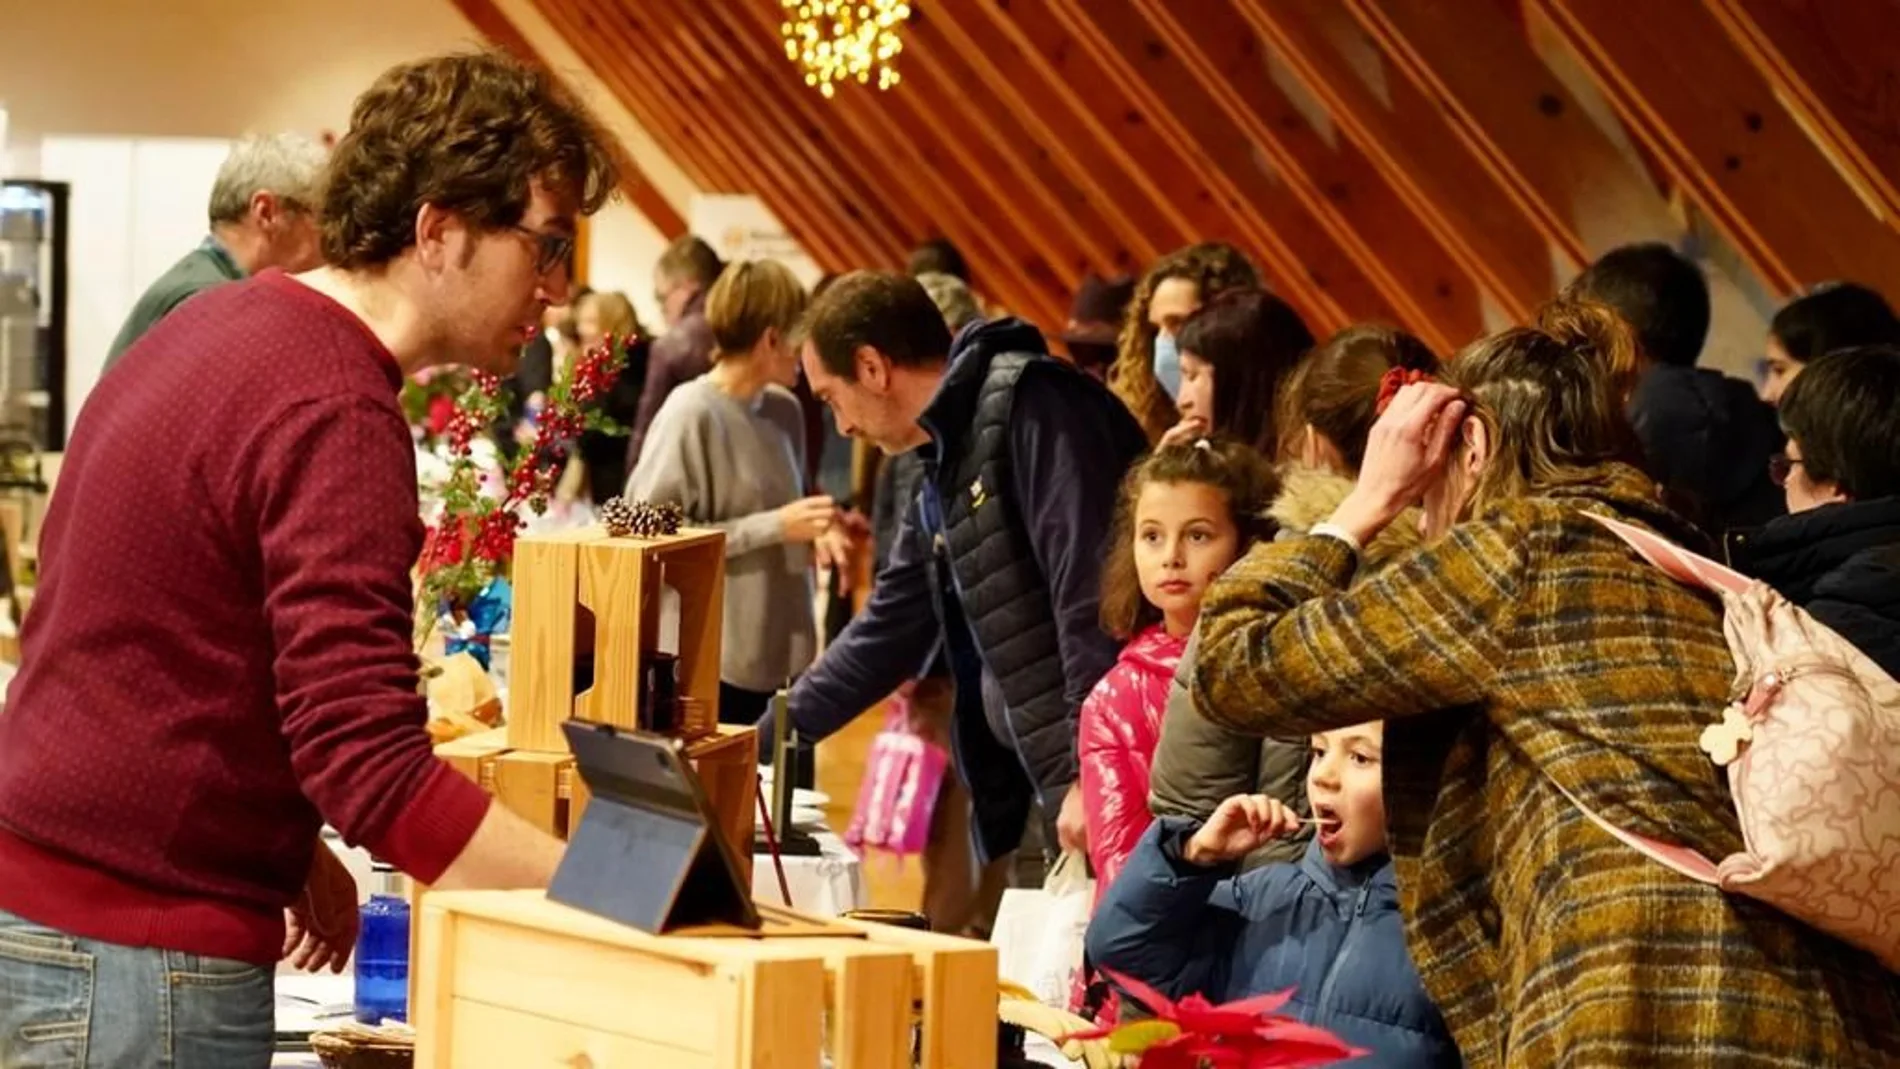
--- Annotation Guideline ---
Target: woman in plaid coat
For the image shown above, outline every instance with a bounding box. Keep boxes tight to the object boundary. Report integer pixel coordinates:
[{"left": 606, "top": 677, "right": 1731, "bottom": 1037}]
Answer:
[{"left": 1192, "top": 302, "right": 1900, "bottom": 1067}]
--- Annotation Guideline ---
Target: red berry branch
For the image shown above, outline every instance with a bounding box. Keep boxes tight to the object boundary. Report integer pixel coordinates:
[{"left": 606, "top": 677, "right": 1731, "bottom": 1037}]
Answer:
[{"left": 414, "top": 335, "right": 632, "bottom": 650}]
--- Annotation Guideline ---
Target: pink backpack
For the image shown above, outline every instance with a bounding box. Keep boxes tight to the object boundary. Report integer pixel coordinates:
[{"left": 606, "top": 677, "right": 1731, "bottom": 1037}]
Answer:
[{"left": 1558, "top": 514, "right": 1900, "bottom": 970}]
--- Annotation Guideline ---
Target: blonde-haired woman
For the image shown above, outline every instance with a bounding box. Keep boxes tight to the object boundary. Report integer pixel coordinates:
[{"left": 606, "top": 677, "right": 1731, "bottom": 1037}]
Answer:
[
  {"left": 627, "top": 260, "right": 837, "bottom": 723},
  {"left": 1193, "top": 301, "right": 1900, "bottom": 1065},
  {"left": 1108, "top": 243, "right": 1260, "bottom": 443}
]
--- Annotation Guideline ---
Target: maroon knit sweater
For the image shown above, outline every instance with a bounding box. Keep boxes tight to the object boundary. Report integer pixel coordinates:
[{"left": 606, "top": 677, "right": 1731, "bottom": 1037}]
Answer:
[{"left": 0, "top": 271, "right": 490, "bottom": 965}]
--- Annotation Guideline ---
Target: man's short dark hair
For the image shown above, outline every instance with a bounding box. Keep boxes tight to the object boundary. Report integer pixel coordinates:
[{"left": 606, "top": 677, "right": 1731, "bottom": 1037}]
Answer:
[
  {"left": 1770, "top": 281, "right": 1900, "bottom": 363},
  {"left": 321, "top": 51, "right": 617, "bottom": 270},
  {"left": 907, "top": 238, "right": 969, "bottom": 284},
  {"left": 804, "top": 271, "right": 952, "bottom": 379},
  {"left": 656, "top": 235, "right": 723, "bottom": 290},
  {"left": 1565, "top": 243, "right": 1710, "bottom": 368},
  {"left": 1780, "top": 343, "right": 1900, "bottom": 499}
]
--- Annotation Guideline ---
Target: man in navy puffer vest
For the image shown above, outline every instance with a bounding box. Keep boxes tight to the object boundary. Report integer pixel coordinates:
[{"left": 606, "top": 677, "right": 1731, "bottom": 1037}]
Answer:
[{"left": 759, "top": 271, "right": 1145, "bottom": 879}]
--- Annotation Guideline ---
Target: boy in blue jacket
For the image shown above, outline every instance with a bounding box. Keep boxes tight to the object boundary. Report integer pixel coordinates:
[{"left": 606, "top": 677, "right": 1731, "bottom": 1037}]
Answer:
[{"left": 1086, "top": 721, "right": 1459, "bottom": 1067}]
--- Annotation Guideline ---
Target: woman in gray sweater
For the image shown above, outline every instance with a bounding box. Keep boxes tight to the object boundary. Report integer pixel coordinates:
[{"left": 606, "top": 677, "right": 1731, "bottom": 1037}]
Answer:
[{"left": 626, "top": 260, "right": 838, "bottom": 724}]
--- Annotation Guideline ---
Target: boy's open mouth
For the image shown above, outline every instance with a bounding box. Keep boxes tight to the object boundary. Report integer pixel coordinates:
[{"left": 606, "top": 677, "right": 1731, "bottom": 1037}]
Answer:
[{"left": 1313, "top": 802, "right": 1344, "bottom": 844}]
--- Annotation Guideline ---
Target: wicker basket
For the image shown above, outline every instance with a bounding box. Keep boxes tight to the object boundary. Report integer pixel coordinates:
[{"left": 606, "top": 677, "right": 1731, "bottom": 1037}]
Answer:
[{"left": 310, "top": 1024, "right": 414, "bottom": 1069}]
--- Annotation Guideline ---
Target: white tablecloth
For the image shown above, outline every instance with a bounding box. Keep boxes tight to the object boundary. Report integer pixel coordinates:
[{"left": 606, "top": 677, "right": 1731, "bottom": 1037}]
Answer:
[{"left": 749, "top": 829, "right": 866, "bottom": 916}]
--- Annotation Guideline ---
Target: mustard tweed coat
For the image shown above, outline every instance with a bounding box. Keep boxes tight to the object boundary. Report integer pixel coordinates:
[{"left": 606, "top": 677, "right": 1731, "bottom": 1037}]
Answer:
[{"left": 1192, "top": 466, "right": 1900, "bottom": 1067}]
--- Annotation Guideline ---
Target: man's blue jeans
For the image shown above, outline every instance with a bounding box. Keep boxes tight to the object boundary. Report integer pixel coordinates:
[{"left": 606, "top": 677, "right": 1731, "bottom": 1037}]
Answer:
[{"left": 0, "top": 909, "right": 274, "bottom": 1068}]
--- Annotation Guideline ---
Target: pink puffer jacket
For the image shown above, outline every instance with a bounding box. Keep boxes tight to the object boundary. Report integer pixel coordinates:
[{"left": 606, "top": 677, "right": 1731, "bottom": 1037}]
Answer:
[{"left": 1079, "top": 625, "right": 1187, "bottom": 902}]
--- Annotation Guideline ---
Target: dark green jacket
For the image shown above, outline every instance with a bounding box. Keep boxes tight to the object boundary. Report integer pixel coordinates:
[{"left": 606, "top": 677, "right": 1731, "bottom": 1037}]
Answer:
[{"left": 104, "top": 239, "right": 243, "bottom": 369}]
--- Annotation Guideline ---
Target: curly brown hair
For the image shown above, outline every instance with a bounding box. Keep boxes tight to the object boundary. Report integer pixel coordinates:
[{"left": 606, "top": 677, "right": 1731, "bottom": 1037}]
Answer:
[
  {"left": 1098, "top": 437, "right": 1279, "bottom": 639},
  {"left": 1108, "top": 243, "right": 1261, "bottom": 444},
  {"left": 320, "top": 51, "right": 618, "bottom": 269}
]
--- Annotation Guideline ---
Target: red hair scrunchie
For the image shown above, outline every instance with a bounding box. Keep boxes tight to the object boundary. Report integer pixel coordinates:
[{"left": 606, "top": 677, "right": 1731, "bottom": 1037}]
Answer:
[{"left": 1374, "top": 368, "right": 1436, "bottom": 416}]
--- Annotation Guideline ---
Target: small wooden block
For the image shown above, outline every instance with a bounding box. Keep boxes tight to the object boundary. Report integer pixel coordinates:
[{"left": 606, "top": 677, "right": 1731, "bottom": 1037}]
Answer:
[
  {"left": 492, "top": 750, "right": 571, "bottom": 838},
  {"left": 433, "top": 728, "right": 510, "bottom": 790},
  {"left": 688, "top": 726, "right": 759, "bottom": 885}
]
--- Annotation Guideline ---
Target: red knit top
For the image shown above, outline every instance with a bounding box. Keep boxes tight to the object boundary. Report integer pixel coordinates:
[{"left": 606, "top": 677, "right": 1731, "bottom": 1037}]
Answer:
[{"left": 0, "top": 271, "right": 491, "bottom": 965}]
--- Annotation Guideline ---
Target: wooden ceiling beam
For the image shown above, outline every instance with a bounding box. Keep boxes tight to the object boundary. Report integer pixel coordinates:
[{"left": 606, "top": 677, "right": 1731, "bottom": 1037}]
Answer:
[
  {"left": 1703, "top": 0, "right": 1900, "bottom": 250},
  {"left": 720, "top": 0, "right": 1069, "bottom": 326},
  {"left": 1536, "top": 0, "right": 1900, "bottom": 296},
  {"left": 1344, "top": 0, "right": 1677, "bottom": 264},
  {"left": 1237, "top": 0, "right": 1553, "bottom": 325},
  {"left": 540, "top": 1, "right": 861, "bottom": 270},
  {"left": 925, "top": 2, "right": 1188, "bottom": 271},
  {"left": 1044, "top": 0, "right": 1377, "bottom": 333},
  {"left": 642, "top": 0, "right": 909, "bottom": 268},
  {"left": 899, "top": 7, "right": 1145, "bottom": 284},
  {"left": 518, "top": 3, "right": 725, "bottom": 198},
  {"left": 621, "top": 0, "right": 887, "bottom": 270},
  {"left": 1128, "top": 0, "right": 1482, "bottom": 352},
  {"left": 450, "top": 0, "right": 688, "bottom": 238},
  {"left": 826, "top": 83, "right": 1072, "bottom": 326}
]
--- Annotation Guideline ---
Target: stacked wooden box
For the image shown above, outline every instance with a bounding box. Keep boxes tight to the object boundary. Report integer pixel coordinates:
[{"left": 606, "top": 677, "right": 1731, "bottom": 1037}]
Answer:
[
  {"left": 432, "top": 524, "right": 756, "bottom": 880},
  {"left": 414, "top": 890, "right": 999, "bottom": 1069}
]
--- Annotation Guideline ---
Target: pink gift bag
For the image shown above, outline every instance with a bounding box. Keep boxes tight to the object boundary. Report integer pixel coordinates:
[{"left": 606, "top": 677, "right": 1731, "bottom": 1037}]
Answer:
[{"left": 844, "top": 699, "right": 949, "bottom": 856}]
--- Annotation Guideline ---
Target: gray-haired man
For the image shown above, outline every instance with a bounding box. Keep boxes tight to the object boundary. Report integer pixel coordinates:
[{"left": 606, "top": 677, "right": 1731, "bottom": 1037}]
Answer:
[{"left": 104, "top": 133, "right": 328, "bottom": 367}]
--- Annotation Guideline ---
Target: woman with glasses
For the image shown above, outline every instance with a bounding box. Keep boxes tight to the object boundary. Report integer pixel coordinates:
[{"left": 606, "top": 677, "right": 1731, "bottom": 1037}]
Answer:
[{"left": 1730, "top": 344, "right": 1900, "bottom": 677}]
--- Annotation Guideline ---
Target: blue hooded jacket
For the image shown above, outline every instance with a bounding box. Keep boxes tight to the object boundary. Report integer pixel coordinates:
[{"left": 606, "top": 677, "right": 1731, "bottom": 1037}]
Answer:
[{"left": 1086, "top": 818, "right": 1460, "bottom": 1068}]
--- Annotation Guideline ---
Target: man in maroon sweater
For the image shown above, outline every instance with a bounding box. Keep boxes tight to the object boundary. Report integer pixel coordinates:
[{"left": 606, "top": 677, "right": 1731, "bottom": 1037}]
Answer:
[{"left": 0, "top": 53, "right": 618, "bottom": 1068}]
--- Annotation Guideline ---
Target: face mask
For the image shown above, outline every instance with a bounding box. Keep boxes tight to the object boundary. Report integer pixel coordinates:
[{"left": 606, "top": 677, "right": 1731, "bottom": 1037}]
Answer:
[{"left": 1152, "top": 330, "right": 1183, "bottom": 400}]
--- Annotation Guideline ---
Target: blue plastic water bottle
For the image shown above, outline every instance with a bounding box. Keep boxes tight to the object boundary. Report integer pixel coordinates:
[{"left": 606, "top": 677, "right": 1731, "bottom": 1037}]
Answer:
[{"left": 353, "top": 864, "right": 410, "bottom": 1024}]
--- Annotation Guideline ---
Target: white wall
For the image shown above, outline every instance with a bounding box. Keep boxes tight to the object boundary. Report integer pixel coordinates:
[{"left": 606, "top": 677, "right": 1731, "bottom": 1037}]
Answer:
[
  {"left": 37, "top": 137, "right": 231, "bottom": 430},
  {"left": 584, "top": 201, "right": 670, "bottom": 334}
]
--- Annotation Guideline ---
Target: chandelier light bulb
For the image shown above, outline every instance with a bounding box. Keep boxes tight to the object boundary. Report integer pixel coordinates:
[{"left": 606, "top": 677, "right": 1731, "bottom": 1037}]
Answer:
[{"left": 780, "top": 0, "right": 911, "bottom": 98}]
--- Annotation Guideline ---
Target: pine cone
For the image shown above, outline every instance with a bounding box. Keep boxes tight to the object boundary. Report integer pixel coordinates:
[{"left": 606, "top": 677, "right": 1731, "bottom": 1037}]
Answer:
[
  {"left": 600, "top": 496, "right": 639, "bottom": 537},
  {"left": 601, "top": 497, "right": 683, "bottom": 538}
]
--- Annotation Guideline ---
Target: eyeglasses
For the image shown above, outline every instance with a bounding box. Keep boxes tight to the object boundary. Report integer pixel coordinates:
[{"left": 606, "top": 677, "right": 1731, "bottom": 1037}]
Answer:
[
  {"left": 505, "top": 224, "right": 575, "bottom": 276},
  {"left": 1768, "top": 454, "right": 1804, "bottom": 487}
]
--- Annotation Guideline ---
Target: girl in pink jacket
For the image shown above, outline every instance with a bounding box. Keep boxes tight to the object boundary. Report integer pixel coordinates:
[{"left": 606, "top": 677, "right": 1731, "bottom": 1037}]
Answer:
[{"left": 1080, "top": 439, "right": 1277, "bottom": 899}]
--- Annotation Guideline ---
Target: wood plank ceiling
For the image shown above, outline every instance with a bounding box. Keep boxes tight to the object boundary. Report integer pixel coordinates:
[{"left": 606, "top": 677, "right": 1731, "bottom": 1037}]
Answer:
[{"left": 462, "top": 0, "right": 1900, "bottom": 347}]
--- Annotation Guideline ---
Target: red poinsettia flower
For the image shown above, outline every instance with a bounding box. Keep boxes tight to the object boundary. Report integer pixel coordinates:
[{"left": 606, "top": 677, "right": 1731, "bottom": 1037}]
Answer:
[{"left": 1066, "top": 970, "right": 1365, "bottom": 1068}]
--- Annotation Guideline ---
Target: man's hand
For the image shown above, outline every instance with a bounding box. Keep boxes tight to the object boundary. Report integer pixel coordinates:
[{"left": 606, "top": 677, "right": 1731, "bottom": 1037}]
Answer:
[
  {"left": 815, "top": 509, "right": 871, "bottom": 594},
  {"left": 282, "top": 842, "right": 359, "bottom": 974},
  {"left": 1056, "top": 782, "right": 1089, "bottom": 854},
  {"left": 1183, "top": 794, "right": 1302, "bottom": 867}
]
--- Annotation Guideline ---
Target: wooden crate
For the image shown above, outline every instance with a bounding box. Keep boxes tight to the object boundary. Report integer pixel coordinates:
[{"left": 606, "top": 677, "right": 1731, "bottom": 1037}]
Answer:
[
  {"left": 413, "top": 890, "right": 998, "bottom": 1069},
  {"left": 509, "top": 524, "right": 725, "bottom": 753},
  {"left": 434, "top": 725, "right": 758, "bottom": 886}
]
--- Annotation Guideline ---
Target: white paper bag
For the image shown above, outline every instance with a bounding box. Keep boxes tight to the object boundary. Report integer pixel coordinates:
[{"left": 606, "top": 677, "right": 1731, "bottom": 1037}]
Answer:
[{"left": 990, "top": 850, "right": 1094, "bottom": 1006}]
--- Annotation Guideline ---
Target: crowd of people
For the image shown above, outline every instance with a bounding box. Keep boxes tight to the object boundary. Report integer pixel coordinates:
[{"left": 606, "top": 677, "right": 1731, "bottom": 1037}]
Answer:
[
  {"left": 757, "top": 243, "right": 1900, "bottom": 1063},
  {"left": 1, "top": 43, "right": 1898, "bottom": 1069}
]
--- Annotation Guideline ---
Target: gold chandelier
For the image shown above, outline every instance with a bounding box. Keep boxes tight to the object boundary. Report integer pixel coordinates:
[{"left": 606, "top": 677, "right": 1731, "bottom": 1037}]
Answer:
[{"left": 780, "top": 0, "right": 913, "bottom": 98}]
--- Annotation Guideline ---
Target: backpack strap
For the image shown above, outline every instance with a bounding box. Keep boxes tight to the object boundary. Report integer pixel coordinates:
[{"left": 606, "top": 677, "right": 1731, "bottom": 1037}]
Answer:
[
  {"left": 1585, "top": 512, "right": 1752, "bottom": 597},
  {"left": 1571, "top": 511, "right": 1741, "bottom": 884},
  {"left": 1545, "top": 777, "right": 1722, "bottom": 886}
]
